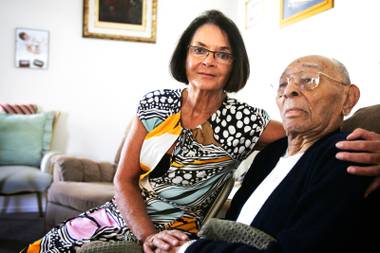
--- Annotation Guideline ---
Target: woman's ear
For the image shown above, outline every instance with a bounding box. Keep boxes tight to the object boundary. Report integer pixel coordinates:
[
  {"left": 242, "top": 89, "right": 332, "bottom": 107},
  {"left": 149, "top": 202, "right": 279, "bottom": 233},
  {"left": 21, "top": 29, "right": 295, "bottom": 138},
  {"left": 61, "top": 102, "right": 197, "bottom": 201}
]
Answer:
[{"left": 343, "top": 84, "right": 360, "bottom": 116}]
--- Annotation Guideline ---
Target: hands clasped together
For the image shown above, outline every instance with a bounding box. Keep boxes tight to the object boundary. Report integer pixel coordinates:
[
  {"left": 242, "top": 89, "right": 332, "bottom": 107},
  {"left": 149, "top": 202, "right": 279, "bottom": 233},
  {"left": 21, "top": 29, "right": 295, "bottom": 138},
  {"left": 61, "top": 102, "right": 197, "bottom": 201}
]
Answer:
[{"left": 143, "top": 230, "right": 190, "bottom": 253}]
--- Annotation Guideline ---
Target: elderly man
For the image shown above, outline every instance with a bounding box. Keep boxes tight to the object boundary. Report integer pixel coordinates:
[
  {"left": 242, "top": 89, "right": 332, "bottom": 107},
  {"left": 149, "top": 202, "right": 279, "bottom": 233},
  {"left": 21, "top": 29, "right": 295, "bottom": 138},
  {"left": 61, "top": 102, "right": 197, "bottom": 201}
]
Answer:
[{"left": 148, "top": 55, "right": 379, "bottom": 253}]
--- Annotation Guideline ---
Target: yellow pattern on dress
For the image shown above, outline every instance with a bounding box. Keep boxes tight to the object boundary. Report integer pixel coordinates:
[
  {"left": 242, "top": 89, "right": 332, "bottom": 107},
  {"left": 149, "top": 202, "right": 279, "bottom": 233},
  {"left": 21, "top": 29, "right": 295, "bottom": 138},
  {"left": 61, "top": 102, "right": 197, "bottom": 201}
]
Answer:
[{"left": 140, "top": 112, "right": 182, "bottom": 179}]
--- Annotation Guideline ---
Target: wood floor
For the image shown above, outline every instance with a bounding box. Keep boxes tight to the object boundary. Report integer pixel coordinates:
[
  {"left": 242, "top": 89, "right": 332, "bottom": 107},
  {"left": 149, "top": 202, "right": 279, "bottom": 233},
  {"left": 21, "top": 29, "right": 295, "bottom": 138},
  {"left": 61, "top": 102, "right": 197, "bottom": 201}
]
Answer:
[{"left": 0, "top": 212, "right": 45, "bottom": 253}]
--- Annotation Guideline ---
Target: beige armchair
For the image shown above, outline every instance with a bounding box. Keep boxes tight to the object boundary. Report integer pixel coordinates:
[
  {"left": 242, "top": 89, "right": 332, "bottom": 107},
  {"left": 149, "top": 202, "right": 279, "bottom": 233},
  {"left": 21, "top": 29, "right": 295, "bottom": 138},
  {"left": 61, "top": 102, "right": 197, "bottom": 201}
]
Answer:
[
  {"left": 45, "top": 156, "right": 117, "bottom": 228},
  {"left": 45, "top": 123, "right": 129, "bottom": 229}
]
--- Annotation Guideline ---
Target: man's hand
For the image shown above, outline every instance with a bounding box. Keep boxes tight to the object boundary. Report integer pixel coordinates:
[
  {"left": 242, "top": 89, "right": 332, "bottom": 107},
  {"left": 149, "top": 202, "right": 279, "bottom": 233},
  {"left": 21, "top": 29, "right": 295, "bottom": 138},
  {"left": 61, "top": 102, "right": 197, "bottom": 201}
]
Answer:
[
  {"left": 143, "top": 230, "right": 189, "bottom": 253},
  {"left": 336, "top": 128, "right": 380, "bottom": 196},
  {"left": 154, "top": 246, "right": 182, "bottom": 253}
]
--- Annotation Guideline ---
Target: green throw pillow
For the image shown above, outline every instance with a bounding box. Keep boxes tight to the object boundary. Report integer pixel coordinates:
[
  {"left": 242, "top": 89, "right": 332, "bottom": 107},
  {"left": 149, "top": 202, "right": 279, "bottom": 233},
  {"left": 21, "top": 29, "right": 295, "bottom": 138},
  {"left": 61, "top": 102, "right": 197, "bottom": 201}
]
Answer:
[{"left": 0, "top": 112, "right": 55, "bottom": 166}]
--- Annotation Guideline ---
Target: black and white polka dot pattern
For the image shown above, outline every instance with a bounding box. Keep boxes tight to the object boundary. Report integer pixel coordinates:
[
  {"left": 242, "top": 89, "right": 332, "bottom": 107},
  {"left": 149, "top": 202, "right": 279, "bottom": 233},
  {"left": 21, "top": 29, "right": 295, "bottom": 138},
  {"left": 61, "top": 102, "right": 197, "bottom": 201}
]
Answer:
[
  {"left": 137, "top": 89, "right": 270, "bottom": 162},
  {"left": 210, "top": 97, "right": 269, "bottom": 160},
  {"left": 137, "top": 89, "right": 181, "bottom": 124}
]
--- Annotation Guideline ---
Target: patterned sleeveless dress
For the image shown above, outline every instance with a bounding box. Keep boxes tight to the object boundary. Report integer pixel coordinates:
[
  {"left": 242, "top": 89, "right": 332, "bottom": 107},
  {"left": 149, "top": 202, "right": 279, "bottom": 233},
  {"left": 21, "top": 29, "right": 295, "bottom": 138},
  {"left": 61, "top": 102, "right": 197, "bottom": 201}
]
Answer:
[{"left": 22, "top": 88, "right": 270, "bottom": 252}]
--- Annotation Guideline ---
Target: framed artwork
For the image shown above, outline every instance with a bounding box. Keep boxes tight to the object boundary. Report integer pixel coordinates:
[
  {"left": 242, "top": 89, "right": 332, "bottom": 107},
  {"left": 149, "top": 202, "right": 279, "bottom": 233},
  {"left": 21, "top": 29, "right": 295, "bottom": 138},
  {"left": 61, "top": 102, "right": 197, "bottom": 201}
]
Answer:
[
  {"left": 245, "top": 0, "right": 265, "bottom": 29},
  {"left": 83, "top": 0, "right": 157, "bottom": 43},
  {"left": 280, "top": 0, "right": 334, "bottom": 27},
  {"left": 15, "top": 28, "right": 49, "bottom": 69}
]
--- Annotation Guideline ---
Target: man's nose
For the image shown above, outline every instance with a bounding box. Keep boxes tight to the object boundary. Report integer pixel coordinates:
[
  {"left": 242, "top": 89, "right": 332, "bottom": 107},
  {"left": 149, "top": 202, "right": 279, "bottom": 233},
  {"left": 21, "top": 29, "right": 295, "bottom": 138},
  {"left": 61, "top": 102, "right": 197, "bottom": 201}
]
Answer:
[{"left": 283, "top": 78, "right": 300, "bottom": 98}]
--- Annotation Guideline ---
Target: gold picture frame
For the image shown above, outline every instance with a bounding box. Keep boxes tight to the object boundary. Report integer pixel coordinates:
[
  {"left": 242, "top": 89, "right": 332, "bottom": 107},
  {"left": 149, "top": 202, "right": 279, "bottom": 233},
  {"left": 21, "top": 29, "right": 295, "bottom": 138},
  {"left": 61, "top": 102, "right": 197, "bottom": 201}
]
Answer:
[
  {"left": 280, "top": 0, "right": 334, "bottom": 27},
  {"left": 83, "top": 0, "right": 157, "bottom": 43}
]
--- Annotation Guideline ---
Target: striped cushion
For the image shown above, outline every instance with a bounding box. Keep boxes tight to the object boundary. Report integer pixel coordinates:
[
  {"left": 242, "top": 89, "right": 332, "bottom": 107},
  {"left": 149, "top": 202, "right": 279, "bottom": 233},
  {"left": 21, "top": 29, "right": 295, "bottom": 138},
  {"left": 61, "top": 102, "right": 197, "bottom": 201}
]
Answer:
[{"left": 0, "top": 104, "right": 38, "bottom": 114}]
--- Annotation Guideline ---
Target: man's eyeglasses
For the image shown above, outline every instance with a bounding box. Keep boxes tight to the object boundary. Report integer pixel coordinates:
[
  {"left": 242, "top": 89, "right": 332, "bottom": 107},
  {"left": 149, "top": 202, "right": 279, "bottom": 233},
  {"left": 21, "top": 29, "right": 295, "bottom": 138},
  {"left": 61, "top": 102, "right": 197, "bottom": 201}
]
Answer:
[
  {"left": 188, "top": 45, "right": 233, "bottom": 64},
  {"left": 276, "top": 71, "right": 349, "bottom": 98}
]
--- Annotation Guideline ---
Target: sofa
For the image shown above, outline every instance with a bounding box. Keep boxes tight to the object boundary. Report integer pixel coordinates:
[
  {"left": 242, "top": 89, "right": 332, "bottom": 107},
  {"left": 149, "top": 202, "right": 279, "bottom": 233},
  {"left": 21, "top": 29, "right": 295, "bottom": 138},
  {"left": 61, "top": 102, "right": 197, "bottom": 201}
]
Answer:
[{"left": 341, "top": 104, "right": 380, "bottom": 133}]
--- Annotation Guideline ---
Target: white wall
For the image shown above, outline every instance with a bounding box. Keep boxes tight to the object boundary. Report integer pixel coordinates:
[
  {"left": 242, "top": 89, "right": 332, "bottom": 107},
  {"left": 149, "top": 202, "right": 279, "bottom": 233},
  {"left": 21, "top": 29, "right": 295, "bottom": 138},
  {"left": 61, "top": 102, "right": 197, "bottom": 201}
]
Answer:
[{"left": 235, "top": 0, "right": 380, "bottom": 120}]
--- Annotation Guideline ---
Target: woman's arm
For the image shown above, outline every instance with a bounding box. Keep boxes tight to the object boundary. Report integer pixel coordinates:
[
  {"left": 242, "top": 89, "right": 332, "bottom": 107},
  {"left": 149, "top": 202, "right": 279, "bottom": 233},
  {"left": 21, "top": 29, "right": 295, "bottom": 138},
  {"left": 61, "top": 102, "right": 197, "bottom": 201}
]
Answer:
[
  {"left": 255, "top": 120, "right": 286, "bottom": 150},
  {"left": 113, "top": 116, "right": 156, "bottom": 242}
]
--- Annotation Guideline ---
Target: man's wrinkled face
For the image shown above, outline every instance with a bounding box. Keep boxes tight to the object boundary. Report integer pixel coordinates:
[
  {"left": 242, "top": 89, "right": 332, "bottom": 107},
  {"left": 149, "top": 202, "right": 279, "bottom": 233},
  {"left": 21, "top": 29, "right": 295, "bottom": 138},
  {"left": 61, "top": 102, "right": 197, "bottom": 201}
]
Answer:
[{"left": 276, "top": 56, "right": 349, "bottom": 136}]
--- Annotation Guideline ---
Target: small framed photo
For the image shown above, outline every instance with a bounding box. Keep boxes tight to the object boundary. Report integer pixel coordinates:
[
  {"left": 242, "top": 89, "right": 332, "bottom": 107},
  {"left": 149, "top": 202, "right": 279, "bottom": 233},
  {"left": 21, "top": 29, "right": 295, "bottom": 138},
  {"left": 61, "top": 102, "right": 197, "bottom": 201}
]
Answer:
[
  {"left": 280, "top": 0, "right": 334, "bottom": 27},
  {"left": 83, "top": 0, "right": 157, "bottom": 43},
  {"left": 15, "top": 28, "right": 49, "bottom": 69},
  {"left": 245, "top": 0, "right": 264, "bottom": 29}
]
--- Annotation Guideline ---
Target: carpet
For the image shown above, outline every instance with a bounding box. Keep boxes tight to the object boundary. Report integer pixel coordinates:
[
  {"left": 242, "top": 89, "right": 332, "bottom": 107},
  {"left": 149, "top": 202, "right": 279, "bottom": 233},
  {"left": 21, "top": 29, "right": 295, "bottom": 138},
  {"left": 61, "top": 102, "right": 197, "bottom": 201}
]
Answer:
[{"left": 0, "top": 212, "right": 45, "bottom": 253}]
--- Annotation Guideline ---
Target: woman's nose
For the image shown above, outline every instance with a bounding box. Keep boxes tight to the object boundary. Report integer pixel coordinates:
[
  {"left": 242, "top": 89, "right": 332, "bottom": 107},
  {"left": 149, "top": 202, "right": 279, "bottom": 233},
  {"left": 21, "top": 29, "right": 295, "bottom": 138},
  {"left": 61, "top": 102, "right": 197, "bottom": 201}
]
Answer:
[{"left": 202, "top": 52, "right": 217, "bottom": 66}]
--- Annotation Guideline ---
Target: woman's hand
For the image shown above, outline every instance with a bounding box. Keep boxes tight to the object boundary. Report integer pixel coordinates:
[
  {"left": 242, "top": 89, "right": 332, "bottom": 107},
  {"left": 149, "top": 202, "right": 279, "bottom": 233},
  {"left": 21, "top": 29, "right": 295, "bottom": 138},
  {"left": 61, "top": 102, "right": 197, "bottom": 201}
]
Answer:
[
  {"left": 143, "top": 230, "right": 189, "bottom": 253},
  {"left": 335, "top": 128, "right": 380, "bottom": 196}
]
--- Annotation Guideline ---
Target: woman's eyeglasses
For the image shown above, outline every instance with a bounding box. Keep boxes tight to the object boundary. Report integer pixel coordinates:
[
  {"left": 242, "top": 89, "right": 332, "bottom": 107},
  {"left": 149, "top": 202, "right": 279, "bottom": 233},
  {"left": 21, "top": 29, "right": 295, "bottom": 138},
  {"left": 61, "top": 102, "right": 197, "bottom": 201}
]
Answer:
[{"left": 188, "top": 45, "right": 233, "bottom": 64}]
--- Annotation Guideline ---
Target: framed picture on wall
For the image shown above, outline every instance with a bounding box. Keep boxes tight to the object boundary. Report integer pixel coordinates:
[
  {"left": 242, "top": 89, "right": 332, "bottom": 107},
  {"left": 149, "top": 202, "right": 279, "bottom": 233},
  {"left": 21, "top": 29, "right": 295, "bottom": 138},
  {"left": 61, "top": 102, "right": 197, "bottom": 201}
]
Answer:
[
  {"left": 245, "top": 0, "right": 265, "bottom": 29},
  {"left": 83, "top": 0, "right": 157, "bottom": 43},
  {"left": 280, "top": 0, "right": 334, "bottom": 27},
  {"left": 15, "top": 28, "right": 49, "bottom": 69}
]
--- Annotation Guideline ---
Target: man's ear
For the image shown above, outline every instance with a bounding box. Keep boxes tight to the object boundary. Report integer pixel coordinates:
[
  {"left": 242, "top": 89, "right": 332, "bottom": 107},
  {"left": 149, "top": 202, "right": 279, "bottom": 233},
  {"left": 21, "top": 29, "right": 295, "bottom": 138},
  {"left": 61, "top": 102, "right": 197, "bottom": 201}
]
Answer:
[{"left": 343, "top": 84, "right": 360, "bottom": 116}]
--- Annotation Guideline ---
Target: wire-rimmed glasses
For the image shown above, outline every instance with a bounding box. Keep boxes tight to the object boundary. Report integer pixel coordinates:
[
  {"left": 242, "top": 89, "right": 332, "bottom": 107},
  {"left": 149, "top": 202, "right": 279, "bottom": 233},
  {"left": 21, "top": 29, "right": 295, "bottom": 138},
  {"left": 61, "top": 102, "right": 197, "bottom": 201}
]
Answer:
[{"left": 276, "top": 71, "right": 349, "bottom": 98}]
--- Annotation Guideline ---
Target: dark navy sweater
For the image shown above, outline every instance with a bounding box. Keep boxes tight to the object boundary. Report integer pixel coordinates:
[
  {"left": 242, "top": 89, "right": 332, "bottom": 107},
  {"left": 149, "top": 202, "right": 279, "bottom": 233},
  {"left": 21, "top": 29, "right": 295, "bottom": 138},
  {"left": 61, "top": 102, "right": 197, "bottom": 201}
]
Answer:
[{"left": 187, "top": 131, "right": 379, "bottom": 252}]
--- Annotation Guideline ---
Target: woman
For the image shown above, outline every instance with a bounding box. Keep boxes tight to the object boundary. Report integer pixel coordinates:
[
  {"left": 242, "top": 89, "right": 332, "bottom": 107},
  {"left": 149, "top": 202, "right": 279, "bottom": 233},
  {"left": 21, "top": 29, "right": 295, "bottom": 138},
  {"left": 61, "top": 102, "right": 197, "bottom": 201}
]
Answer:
[
  {"left": 115, "top": 10, "right": 286, "bottom": 244},
  {"left": 22, "top": 10, "right": 284, "bottom": 253}
]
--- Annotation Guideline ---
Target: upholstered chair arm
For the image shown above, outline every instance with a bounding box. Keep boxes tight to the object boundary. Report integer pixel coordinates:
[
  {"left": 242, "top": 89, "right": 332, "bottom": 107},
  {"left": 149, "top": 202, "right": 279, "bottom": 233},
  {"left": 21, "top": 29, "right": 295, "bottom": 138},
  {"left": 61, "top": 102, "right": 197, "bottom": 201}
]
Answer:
[
  {"left": 40, "top": 151, "right": 63, "bottom": 174},
  {"left": 53, "top": 156, "right": 117, "bottom": 183}
]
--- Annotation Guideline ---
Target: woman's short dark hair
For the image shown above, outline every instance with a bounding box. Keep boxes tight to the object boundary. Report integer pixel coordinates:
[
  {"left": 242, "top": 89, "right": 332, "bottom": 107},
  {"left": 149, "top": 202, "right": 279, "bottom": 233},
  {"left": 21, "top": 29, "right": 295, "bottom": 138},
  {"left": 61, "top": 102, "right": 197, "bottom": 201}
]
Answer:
[{"left": 170, "top": 10, "right": 250, "bottom": 93}]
